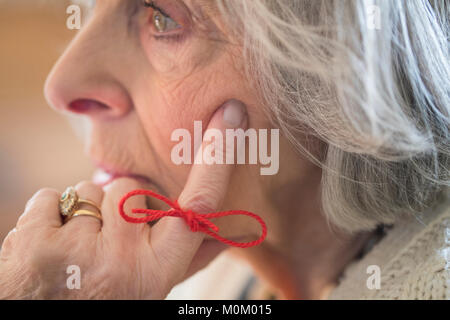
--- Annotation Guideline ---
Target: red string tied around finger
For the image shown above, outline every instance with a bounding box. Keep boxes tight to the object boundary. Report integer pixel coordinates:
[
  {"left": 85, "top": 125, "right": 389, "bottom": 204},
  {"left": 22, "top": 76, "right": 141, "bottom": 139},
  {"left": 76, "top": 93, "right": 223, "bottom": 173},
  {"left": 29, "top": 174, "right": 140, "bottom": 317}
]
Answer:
[{"left": 118, "top": 189, "right": 267, "bottom": 248}]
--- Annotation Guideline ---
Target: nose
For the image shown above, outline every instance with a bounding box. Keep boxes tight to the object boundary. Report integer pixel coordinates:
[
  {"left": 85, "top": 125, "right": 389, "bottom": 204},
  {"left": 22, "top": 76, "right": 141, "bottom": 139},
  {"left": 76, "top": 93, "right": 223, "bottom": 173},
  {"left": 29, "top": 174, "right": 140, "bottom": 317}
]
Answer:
[{"left": 44, "top": 18, "right": 133, "bottom": 120}]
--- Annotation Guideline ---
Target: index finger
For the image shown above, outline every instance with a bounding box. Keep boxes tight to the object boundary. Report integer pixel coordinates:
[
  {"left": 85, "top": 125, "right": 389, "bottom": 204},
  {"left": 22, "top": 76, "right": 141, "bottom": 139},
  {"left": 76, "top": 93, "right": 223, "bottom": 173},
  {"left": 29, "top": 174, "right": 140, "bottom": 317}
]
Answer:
[
  {"left": 180, "top": 99, "right": 248, "bottom": 211},
  {"left": 150, "top": 99, "right": 248, "bottom": 274}
]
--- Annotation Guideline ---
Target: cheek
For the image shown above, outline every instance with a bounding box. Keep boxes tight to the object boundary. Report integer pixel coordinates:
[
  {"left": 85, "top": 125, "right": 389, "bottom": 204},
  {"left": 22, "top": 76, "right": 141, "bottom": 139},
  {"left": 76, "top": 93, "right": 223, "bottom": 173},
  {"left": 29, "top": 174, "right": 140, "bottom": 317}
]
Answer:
[
  {"left": 154, "top": 69, "right": 246, "bottom": 143},
  {"left": 144, "top": 52, "right": 247, "bottom": 140},
  {"left": 135, "top": 53, "right": 264, "bottom": 161},
  {"left": 132, "top": 64, "right": 247, "bottom": 195}
]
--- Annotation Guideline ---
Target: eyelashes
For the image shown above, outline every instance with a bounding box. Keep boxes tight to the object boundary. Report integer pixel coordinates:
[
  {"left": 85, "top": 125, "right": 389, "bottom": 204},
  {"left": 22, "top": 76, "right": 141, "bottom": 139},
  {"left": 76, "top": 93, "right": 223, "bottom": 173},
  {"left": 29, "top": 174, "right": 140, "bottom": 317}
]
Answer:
[
  {"left": 152, "top": 33, "right": 187, "bottom": 43},
  {"left": 141, "top": 0, "right": 185, "bottom": 43},
  {"left": 142, "top": 0, "right": 169, "bottom": 17}
]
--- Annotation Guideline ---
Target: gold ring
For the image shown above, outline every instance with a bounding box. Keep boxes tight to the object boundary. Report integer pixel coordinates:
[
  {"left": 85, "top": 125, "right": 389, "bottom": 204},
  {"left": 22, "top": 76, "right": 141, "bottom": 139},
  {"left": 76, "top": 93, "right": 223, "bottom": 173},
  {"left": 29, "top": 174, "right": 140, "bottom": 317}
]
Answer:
[
  {"left": 77, "top": 199, "right": 101, "bottom": 213},
  {"left": 59, "top": 187, "right": 102, "bottom": 220},
  {"left": 65, "top": 209, "right": 103, "bottom": 223}
]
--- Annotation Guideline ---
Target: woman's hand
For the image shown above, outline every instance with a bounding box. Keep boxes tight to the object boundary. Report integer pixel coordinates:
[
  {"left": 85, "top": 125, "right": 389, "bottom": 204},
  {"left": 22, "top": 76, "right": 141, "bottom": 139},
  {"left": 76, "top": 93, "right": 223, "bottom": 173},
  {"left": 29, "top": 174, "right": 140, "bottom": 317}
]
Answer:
[{"left": 0, "top": 100, "right": 247, "bottom": 299}]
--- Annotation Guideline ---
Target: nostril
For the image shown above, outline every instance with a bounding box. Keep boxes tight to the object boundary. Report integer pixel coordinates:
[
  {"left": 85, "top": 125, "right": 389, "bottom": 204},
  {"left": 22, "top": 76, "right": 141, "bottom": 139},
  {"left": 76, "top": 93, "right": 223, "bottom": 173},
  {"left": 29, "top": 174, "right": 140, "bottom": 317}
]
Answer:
[{"left": 68, "top": 99, "right": 110, "bottom": 114}]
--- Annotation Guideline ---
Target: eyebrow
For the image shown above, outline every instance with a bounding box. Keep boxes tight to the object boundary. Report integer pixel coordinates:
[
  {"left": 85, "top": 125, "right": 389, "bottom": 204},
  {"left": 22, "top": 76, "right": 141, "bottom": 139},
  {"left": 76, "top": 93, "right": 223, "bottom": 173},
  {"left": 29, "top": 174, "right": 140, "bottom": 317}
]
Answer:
[
  {"left": 126, "top": 0, "right": 219, "bottom": 35},
  {"left": 128, "top": 0, "right": 216, "bottom": 19}
]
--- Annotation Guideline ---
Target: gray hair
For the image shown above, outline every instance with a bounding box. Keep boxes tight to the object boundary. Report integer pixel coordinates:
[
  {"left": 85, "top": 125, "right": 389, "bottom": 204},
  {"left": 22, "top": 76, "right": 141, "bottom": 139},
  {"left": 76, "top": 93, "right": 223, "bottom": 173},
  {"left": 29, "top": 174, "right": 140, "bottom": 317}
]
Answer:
[{"left": 216, "top": 0, "right": 450, "bottom": 232}]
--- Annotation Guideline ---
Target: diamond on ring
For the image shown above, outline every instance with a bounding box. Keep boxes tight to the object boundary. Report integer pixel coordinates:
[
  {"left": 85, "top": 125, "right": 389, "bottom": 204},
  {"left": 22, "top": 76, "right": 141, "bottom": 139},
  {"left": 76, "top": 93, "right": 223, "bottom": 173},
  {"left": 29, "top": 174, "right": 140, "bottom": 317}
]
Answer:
[{"left": 59, "top": 186, "right": 79, "bottom": 217}]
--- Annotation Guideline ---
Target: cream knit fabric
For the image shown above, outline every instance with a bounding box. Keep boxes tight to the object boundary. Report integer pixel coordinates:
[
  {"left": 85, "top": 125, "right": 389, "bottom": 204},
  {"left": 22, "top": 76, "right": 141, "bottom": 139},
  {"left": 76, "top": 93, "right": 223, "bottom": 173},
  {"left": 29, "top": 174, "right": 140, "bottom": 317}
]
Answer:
[{"left": 329, "top": 192, "right": 450, "bottom": 300}]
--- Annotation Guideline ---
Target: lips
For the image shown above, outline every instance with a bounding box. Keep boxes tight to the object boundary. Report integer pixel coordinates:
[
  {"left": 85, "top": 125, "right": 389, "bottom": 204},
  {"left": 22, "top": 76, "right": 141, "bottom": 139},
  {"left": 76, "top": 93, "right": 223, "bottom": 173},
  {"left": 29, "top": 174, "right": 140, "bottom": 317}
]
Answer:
[
  {"left": 92, "top": 167, "right": 153, "bottom": 188},
  {"left": 92, "top": 169, "right": 117, "bottom": 187}
]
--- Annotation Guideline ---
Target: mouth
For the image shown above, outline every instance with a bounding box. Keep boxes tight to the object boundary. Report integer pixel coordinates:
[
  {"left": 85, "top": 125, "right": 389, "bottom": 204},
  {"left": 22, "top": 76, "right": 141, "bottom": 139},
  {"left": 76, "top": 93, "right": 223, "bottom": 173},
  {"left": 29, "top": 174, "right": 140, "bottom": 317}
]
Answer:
[
  {"left": 92, "top": 164, "right": 164, "bottom": 212},
  {"left": 93, "top": 168, "right": 152, "bottom": 188},
  {"left": 92, "top": 162, "right": 157, "bottom": 190}
]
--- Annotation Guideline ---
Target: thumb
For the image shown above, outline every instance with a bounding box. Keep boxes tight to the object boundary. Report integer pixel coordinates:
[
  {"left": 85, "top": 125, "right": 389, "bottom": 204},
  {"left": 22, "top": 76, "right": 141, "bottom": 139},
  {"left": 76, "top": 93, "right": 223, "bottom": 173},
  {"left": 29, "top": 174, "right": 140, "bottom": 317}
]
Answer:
[{"left": 150, "top": 99, "right": 248, "bottom": 278}]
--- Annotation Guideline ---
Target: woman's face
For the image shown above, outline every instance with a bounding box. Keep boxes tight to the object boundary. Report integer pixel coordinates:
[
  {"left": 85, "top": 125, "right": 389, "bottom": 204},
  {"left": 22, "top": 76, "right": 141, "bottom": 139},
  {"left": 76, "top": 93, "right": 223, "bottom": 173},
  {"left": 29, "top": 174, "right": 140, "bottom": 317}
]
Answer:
[{"left": 45, "top": 0, "right": 277, "bottom": 248}]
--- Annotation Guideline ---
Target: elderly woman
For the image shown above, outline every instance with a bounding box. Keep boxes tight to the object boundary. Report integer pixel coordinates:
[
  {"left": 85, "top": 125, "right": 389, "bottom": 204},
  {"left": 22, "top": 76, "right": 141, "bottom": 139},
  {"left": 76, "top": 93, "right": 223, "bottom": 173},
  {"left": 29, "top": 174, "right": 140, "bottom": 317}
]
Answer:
[{"left": 0, "top": 0, "right": 449, "bottom": 300}]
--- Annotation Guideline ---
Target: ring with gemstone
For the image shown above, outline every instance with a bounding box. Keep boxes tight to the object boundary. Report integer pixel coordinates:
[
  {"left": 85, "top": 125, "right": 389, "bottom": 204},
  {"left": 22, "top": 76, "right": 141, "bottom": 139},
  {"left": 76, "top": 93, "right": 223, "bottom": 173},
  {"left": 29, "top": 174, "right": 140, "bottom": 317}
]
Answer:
[{"left": 59, "top": 186, "right": 102, "bottom": 221}]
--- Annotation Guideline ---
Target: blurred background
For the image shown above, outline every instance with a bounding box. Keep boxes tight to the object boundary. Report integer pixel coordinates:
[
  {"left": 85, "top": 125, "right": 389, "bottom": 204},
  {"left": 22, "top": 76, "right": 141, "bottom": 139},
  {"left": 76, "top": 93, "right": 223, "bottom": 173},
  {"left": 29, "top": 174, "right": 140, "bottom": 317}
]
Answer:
[{"left": 0, "top": 1, "right": 93, "bottom": 241}]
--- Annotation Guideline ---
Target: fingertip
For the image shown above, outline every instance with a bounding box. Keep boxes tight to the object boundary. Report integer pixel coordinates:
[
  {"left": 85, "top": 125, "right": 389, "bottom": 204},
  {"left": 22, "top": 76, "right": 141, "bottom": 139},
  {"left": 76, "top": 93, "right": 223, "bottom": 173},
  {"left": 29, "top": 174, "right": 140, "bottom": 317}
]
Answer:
[
  {"left": 206, "top": 99, "right": 248, "bottom": 132},
  {"left": 222, "top": 99, "right": 248, "bottom": 129}
]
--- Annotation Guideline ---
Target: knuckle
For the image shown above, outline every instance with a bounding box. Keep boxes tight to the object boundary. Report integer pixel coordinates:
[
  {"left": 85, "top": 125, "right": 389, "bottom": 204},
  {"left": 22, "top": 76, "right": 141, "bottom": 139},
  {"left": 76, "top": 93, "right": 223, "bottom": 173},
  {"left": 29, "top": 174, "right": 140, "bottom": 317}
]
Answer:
[
  {"left": 35, "top": 188, "right": 59, "bottom": 198},
  {"left": 1, "top": 227, "right": 40, "bottom": 259},
  {"left": 20, "top": 188, "right": 59, "bottom": 226},
  {"left": 16, "top": 210, "right": 31, "bottom": 226},
  {"left": 76, "top": 180, "right": 98, "bottom": 190},
  {"left": 75, "top": 181, "right": 103, "bottom": 200},
  {"left": 1, "top": 228, "right": 17, "bottom": 253},
  {"left": 181, "top": 191, "right": 220, "bottom": 213},
  {"left": 26, "top": 188, "right": 59, "bottom": 209}
]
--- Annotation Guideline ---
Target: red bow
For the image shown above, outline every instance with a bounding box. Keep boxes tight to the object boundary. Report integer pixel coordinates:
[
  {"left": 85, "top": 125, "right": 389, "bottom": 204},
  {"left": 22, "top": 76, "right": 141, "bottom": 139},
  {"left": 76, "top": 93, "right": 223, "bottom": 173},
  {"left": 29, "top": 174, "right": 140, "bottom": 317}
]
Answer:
[{"left": 119, "top": 189, "right": 267, "bottom": 248}]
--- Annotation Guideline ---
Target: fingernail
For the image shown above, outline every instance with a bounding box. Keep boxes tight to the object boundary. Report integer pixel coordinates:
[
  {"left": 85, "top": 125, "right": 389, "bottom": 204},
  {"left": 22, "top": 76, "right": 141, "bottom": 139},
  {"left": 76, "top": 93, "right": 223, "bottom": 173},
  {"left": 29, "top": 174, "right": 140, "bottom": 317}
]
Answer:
[{"left": 223, "top": 99, "right": 246, "bottom": 128}]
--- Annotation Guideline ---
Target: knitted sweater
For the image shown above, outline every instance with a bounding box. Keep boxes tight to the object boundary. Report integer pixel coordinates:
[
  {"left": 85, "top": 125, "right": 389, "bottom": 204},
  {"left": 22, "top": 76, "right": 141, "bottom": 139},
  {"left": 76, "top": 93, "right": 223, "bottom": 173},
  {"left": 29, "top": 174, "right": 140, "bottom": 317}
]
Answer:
[{"left": 328, "top": 192, "right": 450, "bottom": 300}]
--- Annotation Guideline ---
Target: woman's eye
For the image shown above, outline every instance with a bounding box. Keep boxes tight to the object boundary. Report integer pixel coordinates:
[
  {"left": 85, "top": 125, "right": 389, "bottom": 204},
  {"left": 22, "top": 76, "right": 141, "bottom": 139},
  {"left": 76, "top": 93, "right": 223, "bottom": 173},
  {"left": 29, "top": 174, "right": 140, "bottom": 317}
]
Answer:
[
  {"left": 143, "top": 0, "right": 181, "bottom": 34},
  {"left": 152, "top": 10, "right": 180, "bottom": 33}
]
